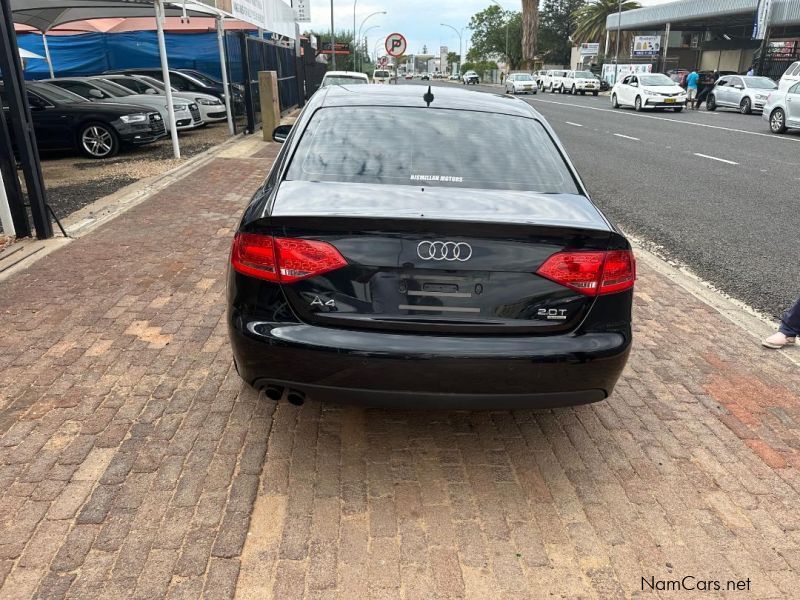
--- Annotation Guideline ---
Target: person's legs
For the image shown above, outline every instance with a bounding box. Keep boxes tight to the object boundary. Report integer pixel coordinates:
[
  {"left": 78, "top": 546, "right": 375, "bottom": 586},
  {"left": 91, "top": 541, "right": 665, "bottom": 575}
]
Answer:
[
  {"left": 763, "top": 296, "right": 799, "bottom": 348},
  {"left": 687, "top": 87, "right": 697, "bottom": 109},
  {"left": 779, "top": 296, "right": 800, "bottom": 337}
]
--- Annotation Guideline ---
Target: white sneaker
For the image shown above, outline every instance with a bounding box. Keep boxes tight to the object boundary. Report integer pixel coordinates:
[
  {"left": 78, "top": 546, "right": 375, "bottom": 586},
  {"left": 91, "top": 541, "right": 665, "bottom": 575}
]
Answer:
[{"left": 762, "top": 332, "right": 797, "bottom": 349}]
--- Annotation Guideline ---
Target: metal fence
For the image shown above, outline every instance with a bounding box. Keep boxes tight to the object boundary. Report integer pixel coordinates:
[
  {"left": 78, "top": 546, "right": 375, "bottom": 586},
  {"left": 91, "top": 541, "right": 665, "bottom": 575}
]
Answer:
[
  {"left": 756, "top": 43, "right": 800, "bottom": 80},
  {"left": 225, "top": 32, "right": 300, "bottom": 134}
]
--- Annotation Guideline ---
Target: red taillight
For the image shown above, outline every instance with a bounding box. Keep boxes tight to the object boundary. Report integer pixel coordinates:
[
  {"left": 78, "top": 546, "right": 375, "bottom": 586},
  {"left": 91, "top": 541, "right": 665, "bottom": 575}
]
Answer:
[
  {"left": 536, "top": 249, "right": 635, "bottom": 296},
  {"left": 231, "top": 233, "right": 347, "bottom": 283}
]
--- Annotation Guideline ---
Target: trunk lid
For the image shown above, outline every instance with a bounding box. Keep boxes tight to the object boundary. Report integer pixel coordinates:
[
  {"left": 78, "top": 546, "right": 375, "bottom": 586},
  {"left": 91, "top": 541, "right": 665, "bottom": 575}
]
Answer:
[{"left": 259, "top": 182, "right": 615, "bottom": 334}]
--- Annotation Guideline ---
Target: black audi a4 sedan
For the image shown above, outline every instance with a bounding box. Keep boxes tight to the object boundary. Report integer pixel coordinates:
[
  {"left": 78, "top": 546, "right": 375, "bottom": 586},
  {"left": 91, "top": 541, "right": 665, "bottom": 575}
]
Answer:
[
  {"left": 228, "top": 85, "right": 634, "bottom": 409},
  {"left": 1, "top": 82, "right": 166, "bottom": 159}
]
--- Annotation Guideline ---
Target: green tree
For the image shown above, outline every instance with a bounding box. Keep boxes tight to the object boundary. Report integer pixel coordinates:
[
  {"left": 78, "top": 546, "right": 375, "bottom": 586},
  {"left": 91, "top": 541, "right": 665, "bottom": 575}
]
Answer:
[
  {"left": 446, "top": 51, "right": 460, "bottom": 66},
  {"left": 572, "top": 0, "right": 641, "bottom": 45},
  {"left": 538, "top": 0, "right": 586, "bottom": 65},
  {"left": 461, "top": 60, "right": 500, "bottom": 80},
  {"left": 467, "top": 6, "right": 523, "bottom": 69}
]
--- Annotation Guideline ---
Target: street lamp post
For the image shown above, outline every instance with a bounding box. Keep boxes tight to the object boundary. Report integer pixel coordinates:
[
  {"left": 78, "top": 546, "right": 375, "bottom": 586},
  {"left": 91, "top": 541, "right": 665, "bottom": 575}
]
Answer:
[
  {"left": 356, "top": 11, "right": 387, "bottom": 71},
  {"left": 362, "top": 25, "right": 380, "bottom": 71},
  {"left": 614, "top": 0, "right": 622, "bottom": 85},
  {"left": 440, "top": 23, "right": 464, "bottom": 76},
  {"left": 490, "top": 0, "right": 510, "bottom": 69}
]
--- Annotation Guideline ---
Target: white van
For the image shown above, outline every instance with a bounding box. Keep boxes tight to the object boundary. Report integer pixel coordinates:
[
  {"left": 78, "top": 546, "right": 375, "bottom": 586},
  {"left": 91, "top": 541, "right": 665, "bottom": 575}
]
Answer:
[
  {"left": 778, "top": 61, "right": 800, "bottom": 91},
  {"left": 372, "top": 69, "right": 391, "bottom": 84}
]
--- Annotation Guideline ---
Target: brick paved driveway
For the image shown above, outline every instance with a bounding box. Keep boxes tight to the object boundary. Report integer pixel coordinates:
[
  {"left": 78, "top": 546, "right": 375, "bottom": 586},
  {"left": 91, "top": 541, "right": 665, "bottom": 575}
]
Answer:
[{"left": 1, "top": 137, "right": 799, "bottom": 599}]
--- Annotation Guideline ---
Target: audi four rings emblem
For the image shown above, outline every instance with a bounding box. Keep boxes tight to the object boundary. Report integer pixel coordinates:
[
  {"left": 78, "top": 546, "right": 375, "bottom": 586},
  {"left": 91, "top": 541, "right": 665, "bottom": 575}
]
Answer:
[{"left": 417, "top": 241, "right": 473, "bottom": 261}]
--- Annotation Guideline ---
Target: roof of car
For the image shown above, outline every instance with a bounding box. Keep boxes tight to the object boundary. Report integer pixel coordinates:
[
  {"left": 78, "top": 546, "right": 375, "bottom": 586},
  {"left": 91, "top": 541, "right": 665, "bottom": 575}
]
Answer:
[{"left": 318, "top": 84, "right": 540, "bottom": 118}]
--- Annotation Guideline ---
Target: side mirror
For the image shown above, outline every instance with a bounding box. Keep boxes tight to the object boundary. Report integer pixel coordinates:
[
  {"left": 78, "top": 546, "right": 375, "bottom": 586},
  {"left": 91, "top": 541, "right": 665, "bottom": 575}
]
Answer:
[
  {"left": 88, "top": 89, "right": 105, "bottom": 99},
  {"left": 630, "top": 82, "right": 638, "bottom": 87},
  {"left": 734, "top": 85, "right": 744, "bottom": 90},
  {"left": 272, "top": 124, "right": 292, "bottom": 144},
  {"left": 145, "top": 88, "right": 157, "bottom": 95},
  {"left": 28, "top": 96, "right": 46, "bottom": 110}
]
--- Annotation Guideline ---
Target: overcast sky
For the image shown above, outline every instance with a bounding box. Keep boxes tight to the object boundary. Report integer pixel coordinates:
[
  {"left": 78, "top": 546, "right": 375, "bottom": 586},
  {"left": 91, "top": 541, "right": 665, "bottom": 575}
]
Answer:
[{"left": 302, "top": 0, "right": 673, "bottom": 58}]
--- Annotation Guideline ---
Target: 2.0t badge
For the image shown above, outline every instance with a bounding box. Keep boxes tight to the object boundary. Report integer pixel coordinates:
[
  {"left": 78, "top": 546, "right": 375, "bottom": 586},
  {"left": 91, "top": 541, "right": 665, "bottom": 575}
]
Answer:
[{"left": 417, "top": 241, "right": 472, "bottom": 262}]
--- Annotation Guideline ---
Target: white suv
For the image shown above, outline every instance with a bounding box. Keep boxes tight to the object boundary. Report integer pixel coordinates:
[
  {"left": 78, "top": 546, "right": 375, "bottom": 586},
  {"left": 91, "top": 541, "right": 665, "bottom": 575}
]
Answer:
[
  {"left": 542, "top": 69, "right": 569, "bottom": 93},
  {"left": 778, "top": 61, "right": 800, "bottom": 92},
  {"left": 564, "top": 70, "right": 600, "bottom": 96}
]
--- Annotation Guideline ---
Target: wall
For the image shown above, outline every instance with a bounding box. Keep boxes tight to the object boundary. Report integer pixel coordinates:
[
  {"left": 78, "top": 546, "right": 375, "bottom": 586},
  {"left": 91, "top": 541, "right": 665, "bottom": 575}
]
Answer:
[{"left": 700, "top": 49, "right": 747, "bottom": 72}]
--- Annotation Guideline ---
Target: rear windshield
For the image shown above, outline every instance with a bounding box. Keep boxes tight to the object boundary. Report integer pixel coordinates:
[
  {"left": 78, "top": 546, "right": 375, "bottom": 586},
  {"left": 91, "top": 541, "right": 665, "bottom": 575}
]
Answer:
[
  {"left": 286, "top": 106, "right": 578, "bottom": 193},
  {"left": 374, "top": 71, "right": 390, "bottom": 78},
  {"left": 324, "top": 76, "right": 367, "bottom": 86}
]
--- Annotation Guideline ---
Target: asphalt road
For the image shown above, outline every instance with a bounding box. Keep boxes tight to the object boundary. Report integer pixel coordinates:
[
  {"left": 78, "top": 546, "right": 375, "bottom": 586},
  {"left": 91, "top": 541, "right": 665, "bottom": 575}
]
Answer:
[{"left": 415, "top": 80, "right": 800, "bottom": 319}]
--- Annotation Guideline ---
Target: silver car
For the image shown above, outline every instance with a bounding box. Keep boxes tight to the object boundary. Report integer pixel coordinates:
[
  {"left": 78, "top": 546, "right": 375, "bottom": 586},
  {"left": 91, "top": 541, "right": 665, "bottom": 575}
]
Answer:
[
  {"left": 706, "top": 75, "right": 778, "bottom": 114},
  {"left": 504, "top": 73, "right": 538, "bottom": 95},
  {"left": 762, "top": 81, "right": 800, "bottom": 134}
]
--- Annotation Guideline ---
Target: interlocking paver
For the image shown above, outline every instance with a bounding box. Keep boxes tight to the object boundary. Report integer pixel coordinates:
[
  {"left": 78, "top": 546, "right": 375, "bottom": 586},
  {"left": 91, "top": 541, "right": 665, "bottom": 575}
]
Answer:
[{"left": 2, "top": 134, "right": 800, "bottom": 599}]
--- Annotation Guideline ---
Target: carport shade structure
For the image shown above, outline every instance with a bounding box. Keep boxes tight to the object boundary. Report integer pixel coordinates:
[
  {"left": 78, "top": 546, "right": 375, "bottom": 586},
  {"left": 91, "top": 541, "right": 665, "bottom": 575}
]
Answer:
[{"left": 10, "top": 0, "right": 237, "bottom": 158}]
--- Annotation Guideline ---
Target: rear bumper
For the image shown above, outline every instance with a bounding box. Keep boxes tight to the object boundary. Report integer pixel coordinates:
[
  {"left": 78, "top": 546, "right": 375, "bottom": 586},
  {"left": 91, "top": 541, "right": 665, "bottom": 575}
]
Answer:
[{"left": 229, "top": 317, "right": 631, "bottom": 409}]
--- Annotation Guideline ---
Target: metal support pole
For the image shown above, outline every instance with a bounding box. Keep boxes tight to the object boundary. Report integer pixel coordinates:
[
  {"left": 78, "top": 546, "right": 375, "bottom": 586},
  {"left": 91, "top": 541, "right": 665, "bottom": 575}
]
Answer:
[
  {"left": 0, "top": 0, "right": 51, "bottom": 238},
  {"left": 661, "top": 22, "right": 670, "bottom": 73},
  {"left": 0, "top": 169, "right": 15, "bottom": 238},
  {"left": 155, "top": 0, "right": 180, "bottom": 159},
  {"left": 216, "top": 17, "right": 234, "bottom": 135},
  {"left": 613, "top": 0, "right": 622, "bottom": 85},
  {"left": 604, "top": 30, "right": 610, "bottom": 56},
  {"left": 330, "top": 0, "right": 336, "bottom": 70},
  {"left": 42, "top": 32, "right": 54, "bottom": 78},
  {"left": 0, "top": 111, "right": 27, "bottom": 236}
]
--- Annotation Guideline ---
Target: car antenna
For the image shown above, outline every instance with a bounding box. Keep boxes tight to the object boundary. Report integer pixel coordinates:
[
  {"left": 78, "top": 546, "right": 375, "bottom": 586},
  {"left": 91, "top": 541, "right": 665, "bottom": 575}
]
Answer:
[{"left": 423, "top": 85, "right": 434, "bottom": 107}]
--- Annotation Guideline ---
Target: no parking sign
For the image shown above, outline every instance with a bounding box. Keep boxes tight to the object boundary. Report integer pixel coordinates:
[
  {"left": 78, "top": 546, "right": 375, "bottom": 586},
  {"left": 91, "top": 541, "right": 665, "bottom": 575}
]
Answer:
[{"left": 385, "top": 33, "right": 407, "bottom": 57}]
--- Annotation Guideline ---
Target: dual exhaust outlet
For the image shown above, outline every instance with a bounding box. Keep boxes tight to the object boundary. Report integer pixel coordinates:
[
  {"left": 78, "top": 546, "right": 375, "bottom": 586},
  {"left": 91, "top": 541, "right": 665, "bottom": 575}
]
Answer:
[{"left": 263, "top": 384, "right": 305, "bottom": 406}]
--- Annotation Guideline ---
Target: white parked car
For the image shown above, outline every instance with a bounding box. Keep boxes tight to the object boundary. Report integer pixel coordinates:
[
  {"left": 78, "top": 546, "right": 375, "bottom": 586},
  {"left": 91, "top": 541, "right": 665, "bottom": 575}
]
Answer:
[
  {"left": 563, "top": 70, "right": 600, "bottom": 96},
  {"left": 705, "top": 75, "right": 777, "bottom": 114},
  {"left": 504, "top": 73, "right": 538, "bottom": 95},
  {"left": 778, "top": 61, "right": 800, "bottom": 92},
  {"left": 102, "top": 74, "right": 227, "bottom": 123},
  {"left": 611, "top": 73, "right": 687, "bottom": 112},
  {"left": 47, "top": 77, "right": 202, "bottom": 131},
  {"left": 372, "top": 69, "right": 391, "bottom": 84},
  {"left": 762, "top": 81, "right": 800, "bottom": 134},
  {"left": 321, "top": 71, "right": 370, "bottom": 87},
  {"left": 541, "top": 69, "right": 569, "bottom": 93}
]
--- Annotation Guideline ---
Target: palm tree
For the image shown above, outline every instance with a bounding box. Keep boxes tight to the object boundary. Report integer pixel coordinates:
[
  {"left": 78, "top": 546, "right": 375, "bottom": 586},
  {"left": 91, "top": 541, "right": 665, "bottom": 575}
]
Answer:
[
  {"left": 572, "top": 0, "right": 641, "bottom": 45},
  {"left": 521, "top": 0, "right": 540, "bottom": 68}
]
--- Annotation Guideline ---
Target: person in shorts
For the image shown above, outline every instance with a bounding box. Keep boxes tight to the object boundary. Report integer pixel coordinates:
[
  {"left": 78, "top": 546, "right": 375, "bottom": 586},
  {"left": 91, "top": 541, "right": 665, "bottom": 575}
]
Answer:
[{"left": 686, "top": 69, "right": 699, "bottom": 109}]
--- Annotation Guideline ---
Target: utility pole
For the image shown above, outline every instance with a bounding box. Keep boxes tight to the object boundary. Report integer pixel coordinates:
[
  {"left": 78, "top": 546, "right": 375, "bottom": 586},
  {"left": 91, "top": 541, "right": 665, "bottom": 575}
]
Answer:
[
  {"left": 330, "top": 0, "right": 336, "bottom": 70},
  {"left": 614, "top": 0, "right": 622, "bottom": 85}
]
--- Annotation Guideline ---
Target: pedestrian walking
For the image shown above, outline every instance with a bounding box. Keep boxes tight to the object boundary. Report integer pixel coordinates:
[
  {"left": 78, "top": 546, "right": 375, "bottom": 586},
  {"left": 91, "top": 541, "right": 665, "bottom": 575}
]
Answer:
[
  {"left": 686, "top": 68, "right": 700, "bottom": 109},
  {"left": 762, "top": 296, "right": 800, "bottom": 348},
  {"left": 746, "top": 66, "right": 754, "bottom": 76}
]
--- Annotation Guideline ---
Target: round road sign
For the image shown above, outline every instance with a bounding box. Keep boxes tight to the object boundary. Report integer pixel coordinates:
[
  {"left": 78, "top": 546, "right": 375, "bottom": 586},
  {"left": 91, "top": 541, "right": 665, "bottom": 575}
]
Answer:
[{"left": 385, "top": 33, "right": 407, "bottom": 57}]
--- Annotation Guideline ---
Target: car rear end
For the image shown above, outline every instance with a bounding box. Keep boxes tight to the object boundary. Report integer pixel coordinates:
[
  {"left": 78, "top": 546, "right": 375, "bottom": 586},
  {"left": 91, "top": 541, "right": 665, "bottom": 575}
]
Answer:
[
  {"left": 228, "top": 93, "right": 634, "bottom": 408},
  {"left": 373, "top": 70, "right": 391, "bottom": 84}
]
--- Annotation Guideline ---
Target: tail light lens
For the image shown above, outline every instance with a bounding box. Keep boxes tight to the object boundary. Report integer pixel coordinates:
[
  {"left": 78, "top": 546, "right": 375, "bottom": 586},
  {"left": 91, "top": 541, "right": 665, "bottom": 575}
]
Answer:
[
  {"left": 231, "top": 233, "right": 347, "bottom": 283},
  {"left": 536, "top": 249, "right": 635, "bottom": 296}
]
